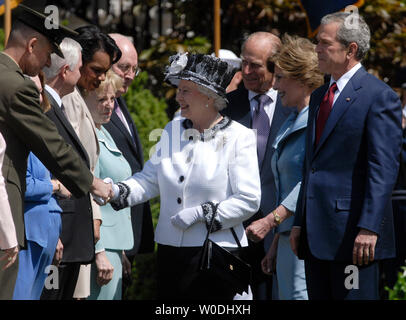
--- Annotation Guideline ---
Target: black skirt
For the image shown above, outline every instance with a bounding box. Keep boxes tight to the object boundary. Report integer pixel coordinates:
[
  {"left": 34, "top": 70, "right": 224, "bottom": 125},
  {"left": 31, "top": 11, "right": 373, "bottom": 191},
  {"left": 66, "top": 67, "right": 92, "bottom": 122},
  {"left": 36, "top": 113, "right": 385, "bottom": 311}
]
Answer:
[{"left": 157, "top": 243, "right": 240, "bottom": 300}]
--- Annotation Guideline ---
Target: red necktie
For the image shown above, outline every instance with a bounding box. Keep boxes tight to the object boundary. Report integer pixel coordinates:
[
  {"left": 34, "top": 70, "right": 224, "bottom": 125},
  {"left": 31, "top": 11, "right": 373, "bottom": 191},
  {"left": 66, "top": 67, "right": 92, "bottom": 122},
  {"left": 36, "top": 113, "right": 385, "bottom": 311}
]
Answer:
[{"left": 315, "top": 82, "right": 337, "bottom": 145}]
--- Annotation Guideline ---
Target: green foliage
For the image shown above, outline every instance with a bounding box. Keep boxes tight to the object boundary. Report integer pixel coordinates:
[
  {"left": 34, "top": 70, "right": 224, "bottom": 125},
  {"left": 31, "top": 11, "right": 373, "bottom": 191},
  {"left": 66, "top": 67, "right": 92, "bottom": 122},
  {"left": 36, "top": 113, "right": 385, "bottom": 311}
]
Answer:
[
  {"left": 139, "top": 35, "right": 212, "bottom": 118},
  {"left": 122, "top": 70, "right": 169, "bottom": 300},
  {"left": 385, "top": 266, "right": 406, "bottom": 300},
  {"left": 362, "top": 0, "right": 406, "bottom": 85},
  {"left": 125, "top": 70, "right": 170, "bottom": 162},
  {"left": 0, "top": 28, "right": 4, "bottom": 51},
  {"left": 124, "top": 252, "right": 158, "bottom": 300}
]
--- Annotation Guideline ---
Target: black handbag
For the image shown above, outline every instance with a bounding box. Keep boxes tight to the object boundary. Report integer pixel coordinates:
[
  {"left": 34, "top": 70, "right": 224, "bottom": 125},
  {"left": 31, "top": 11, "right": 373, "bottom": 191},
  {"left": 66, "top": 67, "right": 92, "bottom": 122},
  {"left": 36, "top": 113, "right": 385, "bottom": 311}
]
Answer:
[
  {"left": 199, "top": 234, "right": 252, "bottom": 295},
  {"left": 181, "top": 207, "right": 252, "bottom": 294}
]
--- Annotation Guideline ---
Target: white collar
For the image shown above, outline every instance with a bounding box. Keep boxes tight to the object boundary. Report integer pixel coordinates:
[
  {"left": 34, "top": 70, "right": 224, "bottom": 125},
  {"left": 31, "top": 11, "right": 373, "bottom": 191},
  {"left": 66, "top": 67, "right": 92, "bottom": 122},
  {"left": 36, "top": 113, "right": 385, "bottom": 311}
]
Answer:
[
  {"left": 248, "top": 87, "right": 278, "bottom": 102},
  {"left": 330, "top": 63, "right": 362, "bottom": 92},
  {"left": 44, "top": 84, "right": 62, "bottom": 107}
]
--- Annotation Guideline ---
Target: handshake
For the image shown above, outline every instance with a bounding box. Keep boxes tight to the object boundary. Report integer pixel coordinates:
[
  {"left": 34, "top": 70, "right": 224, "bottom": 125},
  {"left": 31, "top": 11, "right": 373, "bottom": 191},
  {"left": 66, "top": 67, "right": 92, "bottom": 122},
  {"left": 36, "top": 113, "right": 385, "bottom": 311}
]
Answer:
[{"left": 90, "top": 176, "right": 119, "bottom": 206}]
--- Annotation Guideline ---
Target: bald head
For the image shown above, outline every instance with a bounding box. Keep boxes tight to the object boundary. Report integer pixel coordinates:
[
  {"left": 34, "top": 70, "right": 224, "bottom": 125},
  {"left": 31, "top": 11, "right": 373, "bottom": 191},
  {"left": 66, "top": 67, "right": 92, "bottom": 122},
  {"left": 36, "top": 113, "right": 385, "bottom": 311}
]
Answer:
[
  {"left": 109, "top": 33, "right": 139, "bottom": 96},
  {"left": 242, "top": 32, "right": 281, "bottom": 58}
]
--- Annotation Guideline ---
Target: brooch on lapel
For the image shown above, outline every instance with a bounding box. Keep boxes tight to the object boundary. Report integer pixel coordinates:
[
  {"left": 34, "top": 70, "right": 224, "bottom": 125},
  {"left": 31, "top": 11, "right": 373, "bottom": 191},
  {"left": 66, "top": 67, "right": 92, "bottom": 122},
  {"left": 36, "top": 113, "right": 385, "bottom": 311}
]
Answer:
[{"left": 215, "top": 133, "right": 228, "bottom": 152}]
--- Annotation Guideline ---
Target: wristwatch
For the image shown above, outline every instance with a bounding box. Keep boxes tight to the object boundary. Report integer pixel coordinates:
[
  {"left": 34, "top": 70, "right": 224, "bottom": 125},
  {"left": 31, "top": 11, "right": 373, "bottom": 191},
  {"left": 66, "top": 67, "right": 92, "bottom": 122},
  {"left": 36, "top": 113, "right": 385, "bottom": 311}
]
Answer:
[{"left": 272, "top": 210, "right": 281, "bottom": 225}]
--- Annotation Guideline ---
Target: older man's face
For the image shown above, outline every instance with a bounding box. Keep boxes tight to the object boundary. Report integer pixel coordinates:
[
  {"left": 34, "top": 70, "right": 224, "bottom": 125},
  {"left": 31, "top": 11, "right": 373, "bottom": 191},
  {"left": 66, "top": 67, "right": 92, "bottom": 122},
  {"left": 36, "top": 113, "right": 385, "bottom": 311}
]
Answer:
[
  {"left": 241, "top": 38, "right": 275, "bottom": 94},
  {"left": 111, "top": 42, "right": 138, "bottom": 96},
  {"left": 315, "top": 22, "right": 348, "bottom": 75}
]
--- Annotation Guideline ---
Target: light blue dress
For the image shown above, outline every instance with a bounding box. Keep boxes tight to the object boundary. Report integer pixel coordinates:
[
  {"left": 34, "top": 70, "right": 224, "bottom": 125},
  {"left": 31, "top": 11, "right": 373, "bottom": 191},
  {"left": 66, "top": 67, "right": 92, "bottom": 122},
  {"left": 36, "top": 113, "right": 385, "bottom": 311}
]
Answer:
[
  {"left": 13, "top": 152, "right": 62, "bottom": 300},
  {"left": 88, "top": 126, "right": 133, "bottom": 300},
  {"left": 271, "top": 107, "right": 308, "bottom": 300}
]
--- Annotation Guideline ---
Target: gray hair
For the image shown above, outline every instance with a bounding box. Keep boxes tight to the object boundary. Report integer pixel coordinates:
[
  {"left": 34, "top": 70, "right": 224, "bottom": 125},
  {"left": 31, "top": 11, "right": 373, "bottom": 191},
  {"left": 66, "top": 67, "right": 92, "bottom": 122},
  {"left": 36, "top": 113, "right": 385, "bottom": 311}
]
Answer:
[
  {"left": 196, "top": 85, "right": 227, "bottom": 111},
  {"left": 321, "top": 12, "right": 370, "bottom": 61},
  {"left": 43, "top": 37, "right": 82, "bottom": 80}
]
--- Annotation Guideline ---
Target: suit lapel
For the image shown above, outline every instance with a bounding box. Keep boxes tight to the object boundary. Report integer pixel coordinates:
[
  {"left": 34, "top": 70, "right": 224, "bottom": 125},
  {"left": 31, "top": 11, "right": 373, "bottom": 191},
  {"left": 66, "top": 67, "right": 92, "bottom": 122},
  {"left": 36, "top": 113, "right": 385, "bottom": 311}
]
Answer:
[
  {"left": 225, "top": 87, "right": 252, "bottom": 127},
  {"left": 237, "top": 89, "right": 252, "bottom": 128},
  {"left": 257, "top": 96, "right": 292, "bottom": 172},
  {"left": 114, "top": 97, "right": 144, "bottom": 164},
  {"left": 46, "top": 93, "right": 90, "bottom": 167},
  {"left": 239, "top": 104, "right": 252, "bottom": 128},
  {"left": 312, "top": 68, "right": 365, "bottom": 159}
]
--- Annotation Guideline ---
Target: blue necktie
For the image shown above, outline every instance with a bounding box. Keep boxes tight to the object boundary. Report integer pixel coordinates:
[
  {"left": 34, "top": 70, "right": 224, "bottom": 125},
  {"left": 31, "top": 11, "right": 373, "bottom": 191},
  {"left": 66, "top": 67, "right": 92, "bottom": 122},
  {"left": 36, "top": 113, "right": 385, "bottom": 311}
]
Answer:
[{"left": 252, "top": 94, "right": 271, "bottom": 167}]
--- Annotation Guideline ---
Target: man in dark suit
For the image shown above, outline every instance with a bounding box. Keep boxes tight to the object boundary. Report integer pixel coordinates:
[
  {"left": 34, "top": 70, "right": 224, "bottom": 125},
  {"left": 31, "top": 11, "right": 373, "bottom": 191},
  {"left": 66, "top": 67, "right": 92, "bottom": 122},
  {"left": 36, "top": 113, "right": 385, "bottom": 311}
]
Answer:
[
  {"left": 222, "top": 32, "right": 293, "bottom": 299},
  {"left": 290, "top": 12, "right": 402, "bottom": 300},
  {"left": 40, "top": 37, "right": 96, "bottom": 300},
  {"left": 0, "top": 4, "right": 112, "bottom": 300},
  {"left": 105, "top": 34, "right": 154, "bottom": 293}
]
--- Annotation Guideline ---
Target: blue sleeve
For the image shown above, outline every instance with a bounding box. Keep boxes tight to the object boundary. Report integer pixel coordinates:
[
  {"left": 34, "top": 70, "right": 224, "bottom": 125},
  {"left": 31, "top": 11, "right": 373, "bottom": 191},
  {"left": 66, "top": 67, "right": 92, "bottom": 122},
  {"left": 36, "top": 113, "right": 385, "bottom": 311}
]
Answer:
[
  {"left": 357, "top": 87, "right": 402, "bottom": 234},
  {"left": 25, "top": 153, "right": 54, "bottom": 202}
]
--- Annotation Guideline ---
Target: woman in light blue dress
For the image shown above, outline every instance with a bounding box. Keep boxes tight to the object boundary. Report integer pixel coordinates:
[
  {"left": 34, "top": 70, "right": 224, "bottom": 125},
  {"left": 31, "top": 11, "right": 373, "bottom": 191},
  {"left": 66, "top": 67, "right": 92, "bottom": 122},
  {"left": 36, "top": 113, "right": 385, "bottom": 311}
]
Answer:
[
  {"left": 259, "top": 35, "right": 324, "bottom": 300},
  {"left": 85, "top": 70, "right": 133, "bottom": 300}
]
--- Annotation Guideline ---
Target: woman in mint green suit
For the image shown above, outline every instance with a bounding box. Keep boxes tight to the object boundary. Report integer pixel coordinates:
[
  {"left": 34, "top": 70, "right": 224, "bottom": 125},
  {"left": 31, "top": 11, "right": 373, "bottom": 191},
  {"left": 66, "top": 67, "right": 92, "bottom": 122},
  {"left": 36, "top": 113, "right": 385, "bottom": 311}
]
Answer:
[{"left": 86, "top": 71, "right": 133, "bottom": 300}]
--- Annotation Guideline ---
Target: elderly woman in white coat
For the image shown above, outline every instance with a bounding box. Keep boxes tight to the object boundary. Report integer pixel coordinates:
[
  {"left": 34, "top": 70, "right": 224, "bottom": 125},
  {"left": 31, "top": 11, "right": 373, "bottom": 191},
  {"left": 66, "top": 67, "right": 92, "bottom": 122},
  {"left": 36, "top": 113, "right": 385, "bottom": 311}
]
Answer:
[{"left": 108, "top": 53, "right": 261, "bottom": 300}]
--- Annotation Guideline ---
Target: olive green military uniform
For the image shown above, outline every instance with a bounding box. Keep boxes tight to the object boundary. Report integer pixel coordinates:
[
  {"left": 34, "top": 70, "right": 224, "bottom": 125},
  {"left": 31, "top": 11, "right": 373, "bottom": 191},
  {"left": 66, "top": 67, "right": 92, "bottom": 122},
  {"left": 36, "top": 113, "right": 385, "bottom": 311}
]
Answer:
[{"left": 0, "top": 52, "right": 93, "bottom": 299}]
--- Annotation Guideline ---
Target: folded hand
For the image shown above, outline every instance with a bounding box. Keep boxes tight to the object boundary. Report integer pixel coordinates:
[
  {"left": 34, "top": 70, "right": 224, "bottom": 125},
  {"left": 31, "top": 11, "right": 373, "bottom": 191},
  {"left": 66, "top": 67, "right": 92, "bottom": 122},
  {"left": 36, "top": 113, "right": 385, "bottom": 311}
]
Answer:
[{"left": 171, "top": 206, "right": 204, "bottom": 230}]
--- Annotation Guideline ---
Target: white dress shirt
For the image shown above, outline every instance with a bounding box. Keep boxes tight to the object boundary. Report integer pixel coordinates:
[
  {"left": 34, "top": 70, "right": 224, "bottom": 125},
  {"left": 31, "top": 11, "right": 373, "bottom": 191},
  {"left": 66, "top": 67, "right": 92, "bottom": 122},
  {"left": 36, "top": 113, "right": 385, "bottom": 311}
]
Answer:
[
  {"left": 45, "top": 84, "right": 62, "bottom": 108},
  {"left": 330, "top": 63, "right": 362, "bottom": 107}
]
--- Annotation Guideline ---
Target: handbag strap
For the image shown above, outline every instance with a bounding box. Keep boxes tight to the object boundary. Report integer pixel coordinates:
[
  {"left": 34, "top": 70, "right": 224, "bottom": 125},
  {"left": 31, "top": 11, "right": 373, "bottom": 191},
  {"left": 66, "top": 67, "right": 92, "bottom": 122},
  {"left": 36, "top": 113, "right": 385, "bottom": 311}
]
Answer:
[
  {"left": 204, "top": 202, "right": 243, "bottom": 250},
  {"left": 230, "top": 227, "right": 243, "bottom": 250}
]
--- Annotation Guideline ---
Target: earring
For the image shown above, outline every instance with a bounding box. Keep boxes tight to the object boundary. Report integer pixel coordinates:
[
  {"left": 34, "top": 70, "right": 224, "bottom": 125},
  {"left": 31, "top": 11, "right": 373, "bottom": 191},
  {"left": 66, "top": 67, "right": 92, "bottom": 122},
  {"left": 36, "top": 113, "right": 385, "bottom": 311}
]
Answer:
[{"left": 205, "top": 103, "right": 209, "bottom": 108}]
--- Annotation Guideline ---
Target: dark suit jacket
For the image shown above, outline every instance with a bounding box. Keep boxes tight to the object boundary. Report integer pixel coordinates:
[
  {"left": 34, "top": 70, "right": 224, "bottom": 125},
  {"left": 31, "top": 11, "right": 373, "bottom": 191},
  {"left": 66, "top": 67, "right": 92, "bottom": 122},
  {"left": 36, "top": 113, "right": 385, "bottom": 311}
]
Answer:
[
  {"left": 222, "top": 86, "right": 293, "bottom": 283},
  {"left": 103, "top": 96, "right": 154, "bottom": 255},
  {"left": 0, "top": 52, "right": 93, "bottom": 248},
  {"left": 294, "top": 67, "right": 402, "bottom": 262},
  {"left": 45, "top": 91, "right": 95, "bottom": 263}
]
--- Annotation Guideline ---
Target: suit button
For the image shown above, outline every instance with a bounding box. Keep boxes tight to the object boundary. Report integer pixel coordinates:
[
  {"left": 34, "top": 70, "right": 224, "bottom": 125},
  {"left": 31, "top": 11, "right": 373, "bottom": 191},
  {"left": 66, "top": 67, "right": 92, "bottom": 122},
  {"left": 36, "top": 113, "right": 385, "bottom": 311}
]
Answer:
[
  {"left": 311, "top": 168, "right": 316, "bottom": 173},
  {"left": 179, "top": 176, "right": 184, "bottom": 183},
  {"left": 177, "top": 197, "right": 182, "bottom": 204}
]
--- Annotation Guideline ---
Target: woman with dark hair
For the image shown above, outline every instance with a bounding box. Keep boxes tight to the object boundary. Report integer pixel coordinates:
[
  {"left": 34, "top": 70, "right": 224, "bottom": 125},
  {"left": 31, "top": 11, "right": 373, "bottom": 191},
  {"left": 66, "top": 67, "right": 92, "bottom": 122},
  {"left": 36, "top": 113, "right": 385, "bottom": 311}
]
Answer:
[
  {"left": 74, "top": 25, "right": 121, "bottom": 68},
  {"left": 61, "top": 26, "right": 121, "bottom": 299}
]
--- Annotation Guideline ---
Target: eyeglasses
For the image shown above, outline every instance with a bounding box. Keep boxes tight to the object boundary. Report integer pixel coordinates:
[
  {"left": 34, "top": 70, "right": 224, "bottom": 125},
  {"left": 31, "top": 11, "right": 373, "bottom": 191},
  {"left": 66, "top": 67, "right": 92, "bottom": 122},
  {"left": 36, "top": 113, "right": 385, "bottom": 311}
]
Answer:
[{"left": 117, "top": 63, "right": 141, "bottom": 76}]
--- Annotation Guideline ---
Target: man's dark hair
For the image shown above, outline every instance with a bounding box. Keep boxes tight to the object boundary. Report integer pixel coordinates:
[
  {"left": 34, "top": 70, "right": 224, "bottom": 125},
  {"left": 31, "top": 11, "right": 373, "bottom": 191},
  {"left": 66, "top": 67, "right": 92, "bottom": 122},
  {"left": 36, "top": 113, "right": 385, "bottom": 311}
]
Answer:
[{"left": 74, "top": 25, "right": 121, "bottom": 66}]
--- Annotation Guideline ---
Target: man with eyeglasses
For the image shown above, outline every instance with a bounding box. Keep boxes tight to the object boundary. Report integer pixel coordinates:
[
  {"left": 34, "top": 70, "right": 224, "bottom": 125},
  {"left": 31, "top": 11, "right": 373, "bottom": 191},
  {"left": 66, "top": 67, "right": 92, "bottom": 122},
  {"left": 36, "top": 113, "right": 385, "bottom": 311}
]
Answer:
[
  {"left": 222, "top": 32, "right": 294, "bottom": 300},
  {"left": 105, "top": 33, "right": 154, "bottom": 297}
]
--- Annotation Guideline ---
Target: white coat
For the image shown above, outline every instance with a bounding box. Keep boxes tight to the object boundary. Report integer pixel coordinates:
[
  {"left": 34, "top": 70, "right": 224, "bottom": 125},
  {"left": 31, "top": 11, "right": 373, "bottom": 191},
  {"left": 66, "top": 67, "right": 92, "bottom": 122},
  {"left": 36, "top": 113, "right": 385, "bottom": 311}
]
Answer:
[{"left": 118, "top": 117, "right": 261, "bottom": 248}]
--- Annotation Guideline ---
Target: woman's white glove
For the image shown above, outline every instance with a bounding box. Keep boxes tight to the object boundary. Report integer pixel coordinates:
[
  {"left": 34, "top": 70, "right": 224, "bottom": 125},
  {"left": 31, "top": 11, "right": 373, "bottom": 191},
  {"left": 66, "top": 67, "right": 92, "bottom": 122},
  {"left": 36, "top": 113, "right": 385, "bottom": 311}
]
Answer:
[
  {"left": 171, "top": 206, "right": 204, "bottom": 230},
  {"left": 103, "top": 177, "right": 119, "bottom": 201}
]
